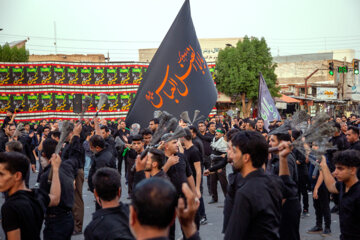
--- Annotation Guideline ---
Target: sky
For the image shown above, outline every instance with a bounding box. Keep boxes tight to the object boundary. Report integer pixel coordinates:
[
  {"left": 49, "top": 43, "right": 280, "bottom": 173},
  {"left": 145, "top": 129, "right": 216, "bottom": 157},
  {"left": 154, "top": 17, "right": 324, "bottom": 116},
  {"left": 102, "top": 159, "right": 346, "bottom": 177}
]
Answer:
[{"left": 0, "top": 0, "right": 359, "bottom": 61}]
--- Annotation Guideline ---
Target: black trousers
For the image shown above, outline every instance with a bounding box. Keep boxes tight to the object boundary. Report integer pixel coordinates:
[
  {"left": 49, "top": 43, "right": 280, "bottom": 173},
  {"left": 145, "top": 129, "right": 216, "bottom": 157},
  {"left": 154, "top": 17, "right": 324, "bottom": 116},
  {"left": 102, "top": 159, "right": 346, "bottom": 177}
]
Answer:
[
  {"left": 210, "top": 167, "right": 228, "bottom": 201},
  {"left": 44, "top": 211, "right": 74, "bottom": 240},
  {"left": 298, "top": 174, "right": 309, "bottom": 211},
  {"left": 313, "top": 185, "right": 331, "bottom": 228},
  {"left": 203, "top": 156, "right": 212, "bottom": 195},
  {"left": 280, "top": 198, "right": 301, "bottom": 240}
]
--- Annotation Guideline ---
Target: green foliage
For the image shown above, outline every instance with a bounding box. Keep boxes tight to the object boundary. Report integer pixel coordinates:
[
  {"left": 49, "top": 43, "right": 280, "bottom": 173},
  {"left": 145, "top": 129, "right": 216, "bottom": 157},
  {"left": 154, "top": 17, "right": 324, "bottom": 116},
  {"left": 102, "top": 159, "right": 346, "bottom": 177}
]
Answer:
[
  {"left": 0, "top": 43, "right": 29, "bottom": 62},
  {"left": 215, "top": 36, "right": 279, "bottom": 102}
]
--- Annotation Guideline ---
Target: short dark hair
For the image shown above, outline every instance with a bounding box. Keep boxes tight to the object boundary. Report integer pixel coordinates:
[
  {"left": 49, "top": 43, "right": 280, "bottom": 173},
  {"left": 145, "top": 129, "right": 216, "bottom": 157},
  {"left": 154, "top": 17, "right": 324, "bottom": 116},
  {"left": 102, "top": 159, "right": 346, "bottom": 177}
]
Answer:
[
  {"left": 247, "top": 120, "right": 256, "bottom": 129},
  {"left": 188, "top": 125, "right": 198, "bottom": 135},
  {"left": 42, "top": 138, "right": 58, "bottom": 159},
  {"left": 334, "top": 122, "right": 341, "bottom": 130},
  {"left": 93, "top": 167, "right": 121, "bottom": 201},
  {"left": 132, "top": 178, "right": 177, "bottom": 229},
  {"left": 226, "top": 128, "right": 240, "bottom": 141},
  {"left": 273, "top": 133, "right": 291, "bottom": 142},
  {"left": 291, "top": 130, "right": 302, "bottom": 140},
  {"left": 132, "top": 134, "right": 143, "bottom": 142},
  {"left": 5, "top": 141, "right": 23, "bottom": 153},
  {"left": 256, "top": 118, "right": 264, "bottom": 123},
  {"left": 50, "top": 131, "right": 61, "bottom": 139},
  {"left": 141, "top": 128, "right": 152, "bottom": 136},
  {"left": 100, "top": 125, "right": 109, "bottom": 132},
  {"left": 348, "top": 126, "right": 359, "bottom": 135},
  {"left": 89, "top": 135, "right": 105, "bottom": 149},
  {"left": 84, "top": 131, "right": 92, "bottom": 138},
  {"left": 333, "top": 150, "right": 360, "bottom": 168},
  {"left": 150, "top": 118, "right": 159, "bottom": 124},
  {"left": 183, "top": 128, "right": 192, "bottom": 141},
  {"left": 231, "top": 131, "right": 268, "bottom": 168},
  {"left": 0, "top": 152, "right": 29, "bottom": 180},
  {"left": 149, "top": 148, "right": 166, "bottom": 169},
  {"left": 208, "top": 122, "right": 215, "bottom": 127},
  {"left": 7, "top": 108, "right": 14, "bottom": 114}
]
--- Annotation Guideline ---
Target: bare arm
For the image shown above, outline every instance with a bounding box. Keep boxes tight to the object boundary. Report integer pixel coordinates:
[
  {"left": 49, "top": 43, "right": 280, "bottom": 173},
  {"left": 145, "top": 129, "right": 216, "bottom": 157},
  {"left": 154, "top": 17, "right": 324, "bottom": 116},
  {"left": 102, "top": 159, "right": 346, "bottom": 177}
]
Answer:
[
  {"left": 48, "top": 154, "right": 61, "bottom": 207},
  {"left": 194, "top": 161, "right": 201, "bottom": 198},
  {"left": 187, "top": 175, "right": 196, "bottom": 194},
  {"left": 94, "top": 116, "right": 101, "bottom": 136},
  {"left": 319, "top": 156, "right": 339, "bottom": 194},
  {"left": 7, "top": 229, "right": 21, "bottom": 240},
  {"left": 313, "top": 170, "right": 323, "bottom": 199}
]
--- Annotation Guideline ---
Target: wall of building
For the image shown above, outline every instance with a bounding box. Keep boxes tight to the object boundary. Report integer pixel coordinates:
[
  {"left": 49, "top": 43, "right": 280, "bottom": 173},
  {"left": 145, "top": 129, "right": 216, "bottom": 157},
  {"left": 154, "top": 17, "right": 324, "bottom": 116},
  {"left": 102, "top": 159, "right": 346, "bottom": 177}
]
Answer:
[
  {"left": 138, "top": 37, "right": 242, "bottom": 62},
  {"left": 29, "top": 54, "right": 106, "bottom": 63}
]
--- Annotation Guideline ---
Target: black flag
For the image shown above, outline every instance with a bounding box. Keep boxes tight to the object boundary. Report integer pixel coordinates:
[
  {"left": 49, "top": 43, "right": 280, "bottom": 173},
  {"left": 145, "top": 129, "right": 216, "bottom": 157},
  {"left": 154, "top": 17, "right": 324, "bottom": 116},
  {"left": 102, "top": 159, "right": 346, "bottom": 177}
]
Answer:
[{"left": 126, "top": 0, "right": 217, "bottom": 127}]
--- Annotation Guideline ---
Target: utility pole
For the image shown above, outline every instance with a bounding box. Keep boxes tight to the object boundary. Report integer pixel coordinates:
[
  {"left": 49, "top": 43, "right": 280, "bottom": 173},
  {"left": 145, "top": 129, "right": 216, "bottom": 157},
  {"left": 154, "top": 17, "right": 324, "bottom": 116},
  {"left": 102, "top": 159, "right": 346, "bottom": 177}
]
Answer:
[
  {"left": 304, "top": 68, "right": 319, "bottom": 114},
  {"left": 53, "top": 21, "right": 57, "bottom": 54},
  {"left": 342, "top": 57, "right": 346, "bottom": 100}
]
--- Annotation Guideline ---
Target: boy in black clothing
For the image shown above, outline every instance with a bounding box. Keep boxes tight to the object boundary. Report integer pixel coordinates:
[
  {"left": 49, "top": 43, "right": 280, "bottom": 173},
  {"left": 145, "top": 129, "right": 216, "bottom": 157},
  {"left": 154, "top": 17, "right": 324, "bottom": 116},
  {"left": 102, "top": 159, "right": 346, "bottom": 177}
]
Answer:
[{"left": 0, "top": 151, "right": 61, "bottom": 240}]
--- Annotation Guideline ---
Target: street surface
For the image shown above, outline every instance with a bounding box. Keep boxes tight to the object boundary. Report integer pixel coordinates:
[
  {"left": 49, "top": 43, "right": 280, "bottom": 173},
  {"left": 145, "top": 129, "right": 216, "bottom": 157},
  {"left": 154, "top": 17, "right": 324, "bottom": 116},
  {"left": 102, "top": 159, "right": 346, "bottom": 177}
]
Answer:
[{"left": 0, "top": 164, "right": 340, "bottom": 240}]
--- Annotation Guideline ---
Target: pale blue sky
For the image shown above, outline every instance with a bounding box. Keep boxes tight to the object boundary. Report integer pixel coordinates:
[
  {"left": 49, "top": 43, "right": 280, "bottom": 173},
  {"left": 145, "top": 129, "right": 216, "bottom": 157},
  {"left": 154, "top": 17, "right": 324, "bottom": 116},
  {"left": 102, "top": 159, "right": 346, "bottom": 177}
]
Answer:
[{"left": 0, "top": 0, "right": 359, "bottom": 61}]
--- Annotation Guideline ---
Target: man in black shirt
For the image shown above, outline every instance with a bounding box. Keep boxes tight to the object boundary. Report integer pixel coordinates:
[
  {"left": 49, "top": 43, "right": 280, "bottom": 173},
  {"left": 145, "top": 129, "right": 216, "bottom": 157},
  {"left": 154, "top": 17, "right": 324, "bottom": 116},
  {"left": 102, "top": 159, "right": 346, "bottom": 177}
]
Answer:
[
  {"left": 346, "top": 126, "right": 360, "bottom": 151},
  {"left": 88, "top": 135, "right": 117, "bottom": 210},
  {"left": 2, "top": 108, "right": 16, "bottom": 130},
  {"left": 225, "top": 130, "right": 295, "bottom": 240},
  {"left": 0, "top": 151, "right": 61, "bottom": 240},
  {"left": 133, "top": 148, "right": 169, "bottom": 187},
  {"left": 320, "top": 150, "right": 360, "bottom": 240},
  {"left": 197, "top": 121, "right": 214, "bottom": 196},
  {"left": 40, "top": 138, "right": 78, "bottom": 240},
  {"left": 84, "top": 167, "right": 134, "bottom": 240}
]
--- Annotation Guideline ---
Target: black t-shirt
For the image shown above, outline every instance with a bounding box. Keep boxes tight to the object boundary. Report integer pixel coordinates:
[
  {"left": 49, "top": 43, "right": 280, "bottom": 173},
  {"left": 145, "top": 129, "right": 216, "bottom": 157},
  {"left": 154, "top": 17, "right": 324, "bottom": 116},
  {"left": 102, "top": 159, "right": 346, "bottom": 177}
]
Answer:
[
  {"left": 184, "top": 145, "right": 202, "bottom": 181},
  {"left": 1, "top": 189, "right": 50, "bottom": 240},
  {"left": 335, "top": 181, "right": 360, "bottom": 240},
  {"left": 166, "top": 153, "right": 193, "bottom": 195}
]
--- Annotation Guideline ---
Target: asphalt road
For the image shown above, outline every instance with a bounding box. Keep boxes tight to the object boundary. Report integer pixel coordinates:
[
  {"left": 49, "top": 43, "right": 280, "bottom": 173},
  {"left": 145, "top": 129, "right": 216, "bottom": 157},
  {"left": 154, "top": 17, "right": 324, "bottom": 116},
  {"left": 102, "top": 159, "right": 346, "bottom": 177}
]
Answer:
[{"left": 0, "top": 164, "right": 341, "bottom": 240}]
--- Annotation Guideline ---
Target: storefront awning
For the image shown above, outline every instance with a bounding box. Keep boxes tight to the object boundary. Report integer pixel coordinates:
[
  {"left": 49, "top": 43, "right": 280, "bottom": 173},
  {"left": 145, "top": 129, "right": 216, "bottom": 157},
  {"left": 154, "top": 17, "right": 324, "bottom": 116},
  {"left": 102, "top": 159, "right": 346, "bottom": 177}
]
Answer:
[{"left": 276, "top": 94, "right": 301, "bottom": 103}]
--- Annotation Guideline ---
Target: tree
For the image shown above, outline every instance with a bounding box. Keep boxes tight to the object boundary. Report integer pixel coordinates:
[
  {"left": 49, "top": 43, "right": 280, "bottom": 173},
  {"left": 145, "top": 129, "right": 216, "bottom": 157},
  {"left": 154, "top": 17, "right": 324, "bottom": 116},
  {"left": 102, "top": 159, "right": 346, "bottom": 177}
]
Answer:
[
  {"left": 0, "top": 43, "right": 29, "bottom": 62},
  {"left": 215, "top": 36, "right": 279, "bottom": 117}
]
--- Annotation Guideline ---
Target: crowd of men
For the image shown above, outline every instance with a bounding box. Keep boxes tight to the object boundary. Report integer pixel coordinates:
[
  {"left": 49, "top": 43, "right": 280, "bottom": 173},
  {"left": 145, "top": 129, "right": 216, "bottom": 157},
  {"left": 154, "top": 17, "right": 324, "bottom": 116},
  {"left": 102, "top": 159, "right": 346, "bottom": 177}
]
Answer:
[{"left": 0, "top": 107, "right": 359, "bottom": 240}]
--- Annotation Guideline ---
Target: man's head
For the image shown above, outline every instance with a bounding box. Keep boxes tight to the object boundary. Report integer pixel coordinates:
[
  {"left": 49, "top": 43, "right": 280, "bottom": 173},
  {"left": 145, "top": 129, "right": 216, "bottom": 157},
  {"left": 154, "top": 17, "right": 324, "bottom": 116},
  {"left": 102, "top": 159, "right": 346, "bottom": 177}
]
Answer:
[
  {"left": 41, "top": 119, "right": 47, "bottom": 126},
  {"left": 148, "top": 118, "right": 159, "bottom": 132},
  {"left": 208, "top": 122, "right": 216, "bottom": 133},
  {"left": 332, "top": 150, "right": 360, "bottom": 182},
  {"left": 245, "top": 120, "right": 256, "bottom": 131},
  {"left": 6, "top": 108, "right": 14, "bottom": 117},
  {"left": 100, "top": 125, "right": 110, "bottom": 139},
  {"left": 215, "top": 115, "right": 220, "bottom": 123},
  {"left": 6, "top": 124, "right": 16, "bottom": 137},
  {"left": 43, "top": 126, "right": 50, "bottom": 137},
  {"left": 89, "top": 135, "right": 105, "bottom": 154},
  {"left": 197, "top": 121, "right": 206, "bottom": 133},
  {"left": 215, "top": 128, "right": 225, "bottom": 140},
  {"left": 341, "top": 116, "right": 347, "bottom": 123},
  {"left": 119, "top": 120, "right": 126, "bottom": 130},
  {"left": 50, "top": 131, "right": 61, "bottom": 142},
  {"left": 24, "top": 122, "right": 30, "bottom": 132},
  {"left": 145, "top": 149, "right": 166, "bottom": 172},
  {"left": 228, "top": 131, "right": 268, "bottom": 173},
  {"left": 130, "top": 123, "right": 141, "bottom": 136},
  {"left": 335, "top": 117, "right": 342, "bottom": 124},
  {"left": 350, "top": 114, "right": 357, "bottom": 122},
  {"left": 188, "top": 125, "right": 198, "bottom": 139},
  {"left": 5, "top": 141, "right": 23, "bottom": 153},
  {"left": 132, "top": 134, "right": 144, "bottom": 154},
  {"left": 340, "top": 122, "right": 348, "bottom": 133},
  {"left": 130, "top": 178, "right": 177, "bottom": 237},
  {"left": 256, "top": 119, "right": 264, "bottom": 130},
  {"left": 93, "top": 167, "right": 121, "bottom": 206},
  {"left": 181, "top": 128, "right": 193, "bottom": 143},
  {"left": 0, "top": 152, "right": 29, "bottom": 193},
  {"left": 269, "top": 133, "right": 291, "bottom": 148},
  {"left": 141, "top": 129, "right": 152, "bottom": 146},
  {"left": 42, "top": 138, "right": 57, "bottom": 161},
  {"left": 163, "top": 137, "right": 178, "bottom": 155},
  {"left": 346, "top": 126, "right": 359, "bottom": 144}
]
